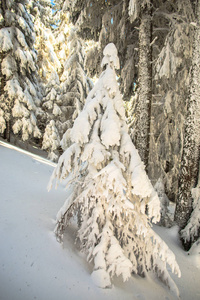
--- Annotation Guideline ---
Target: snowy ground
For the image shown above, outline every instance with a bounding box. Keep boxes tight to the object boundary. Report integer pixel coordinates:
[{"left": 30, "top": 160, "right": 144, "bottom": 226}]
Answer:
[{"left": 0, "top": 140, "right": 199, "bottom": 300}]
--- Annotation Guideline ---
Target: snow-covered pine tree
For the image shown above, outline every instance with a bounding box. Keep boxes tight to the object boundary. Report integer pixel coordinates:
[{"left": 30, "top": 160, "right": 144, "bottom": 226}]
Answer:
[
  {"left": 42, "top": 28, "right": 93, "bottom": 160},
  {"left": 53, "top": 0, "right": 72, "bottom": 73},
  {"left": 148, "top": 0, "right": 194, "bottom": 202},
  {"left": 154, "top": 178, "right": 173, "bottom": 227},
  {"left": 42, "top": 71, "right": 62, "bottom": 161},
  {"left": 174, "top": 0, "right": 200, "bottom": 250},
  {"left": 0, "top": 0, "right": 41, "bottom": 142},
  {"left": 59, "top": 27, "right": 93, "bottom": 150},
  {"left": 49, "top": 43, "right": 180, "bottom": 294},
  {"left": 30, "top": 0, "right": 61, "bottom": 82},
  {"left": 42, "top": 119, "right": 60, "bottom": 162},
  {"left": 26, "top": 0, "right": 61, "bottom": 150}
]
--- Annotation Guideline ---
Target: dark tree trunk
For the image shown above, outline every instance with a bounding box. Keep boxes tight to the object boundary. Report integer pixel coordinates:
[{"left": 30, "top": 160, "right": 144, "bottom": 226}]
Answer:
[{"left": 135, "top": 8, "right": 152, "bottom": 168}]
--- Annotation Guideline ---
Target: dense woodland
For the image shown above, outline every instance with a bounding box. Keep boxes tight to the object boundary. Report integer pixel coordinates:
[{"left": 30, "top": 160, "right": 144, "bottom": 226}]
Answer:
[{"left": 0, "top": 0, "right": 200, "bottom": 288}]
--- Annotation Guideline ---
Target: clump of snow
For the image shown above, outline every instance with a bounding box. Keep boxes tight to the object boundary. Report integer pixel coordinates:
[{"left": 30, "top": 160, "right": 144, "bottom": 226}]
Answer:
[
  {"left": 0, "top": 28, "right": 13, "bottom": 52},
  {"left": 101, "top": 43, "right": 120, "bottom": 70},
  {"left": 128, "top": 0, "right": 139, "bottom": 23}
]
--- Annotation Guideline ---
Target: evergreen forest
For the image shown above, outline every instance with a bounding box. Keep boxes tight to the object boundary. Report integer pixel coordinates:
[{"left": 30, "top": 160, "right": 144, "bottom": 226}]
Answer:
[{"left": 0, "top": 0, "right": 200, "bottom": 292}]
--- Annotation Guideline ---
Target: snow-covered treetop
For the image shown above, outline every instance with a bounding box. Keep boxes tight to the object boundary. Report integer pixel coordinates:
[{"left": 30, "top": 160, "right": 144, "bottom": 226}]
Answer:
[{"left": 101, "top": 43, "right": 120, "bottom": 70}]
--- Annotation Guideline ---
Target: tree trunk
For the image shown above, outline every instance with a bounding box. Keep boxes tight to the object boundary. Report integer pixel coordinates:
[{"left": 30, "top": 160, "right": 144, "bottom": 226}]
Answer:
[
  {"left": 174, "top": 0, "right": 200, "bottom": 250},
  {"left": 135, "top": 9, "right": 152, "bottom": 168}
]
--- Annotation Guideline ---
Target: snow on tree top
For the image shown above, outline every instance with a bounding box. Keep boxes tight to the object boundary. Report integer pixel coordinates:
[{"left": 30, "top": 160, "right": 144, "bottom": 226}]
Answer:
[
  {"left": 101, "top": 43, "right": 120, "bottom": 70},
  {"left": 103, "top": 43, "right": 118, "bottom": 57}
]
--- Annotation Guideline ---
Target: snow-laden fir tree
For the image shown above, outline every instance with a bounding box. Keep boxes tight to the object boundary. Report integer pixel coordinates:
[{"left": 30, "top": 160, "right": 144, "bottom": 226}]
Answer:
[
  {"left": 42, "top": 27, "right": 93, "bottom": 161},
  {"left": 0, "top": 0, "right": 41, "bottom": 142},
  {"left": 42, "top": 120, "right": 60, "bottom": 162},
  {"left": 154, "top": 178, "right": 174, "bottom": 227},
  {"left": 26, "top": 0, "right": 61, "bottom": 151},
  {"left": 59, "top": 27, "right": 93, "bottom": 150},
  {"left": 53, "top": 1, "right": 72, "bottom": 72},
  {"left": 49, "top": 43, "right": 180, "bottom": 294},
  {"left": 42, "top": 71, "right": 62, "bottom": 161},
  {"left": 30, "top": 0, "right": 61, "bottom": 82},
  {"left": 174, "top": 0, "right": 200, "bottom": 250},
  {"left": 149, "top": 0, "right": 194, "bottom": 202}
]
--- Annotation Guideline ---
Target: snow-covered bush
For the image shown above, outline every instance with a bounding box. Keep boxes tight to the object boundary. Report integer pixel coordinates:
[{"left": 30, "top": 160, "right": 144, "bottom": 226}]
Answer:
[
  {"left": 49, "top": 43, "right": 180, "bottom": 295},
  {"left": 154, "top": 178, "right": 174, "bottom": 227},
  {"left": 42, "top": 120, "right": 60, "bottom": 162}
]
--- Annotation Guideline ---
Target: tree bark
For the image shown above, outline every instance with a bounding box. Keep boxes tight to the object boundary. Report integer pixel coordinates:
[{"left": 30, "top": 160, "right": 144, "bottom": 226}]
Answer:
[
  {"left": 174, "top": 0, "right": 200, "bottom": 249},
  {"left": 135, "top": 9, "right": 152, "bottom": 168}
]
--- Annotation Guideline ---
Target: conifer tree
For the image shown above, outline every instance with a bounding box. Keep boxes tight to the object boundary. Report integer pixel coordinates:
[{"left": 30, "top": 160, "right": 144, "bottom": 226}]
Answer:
[
  {"left": 174, "top": 0, "right": 200, "bottom": 250},
  {"left": 42, "top": 28, "right": 93, "bottom": 160},
  {"left": 0, "top": 0, "right": 41, "bottom": 142},
  {"left": 154, "top": 178, "right": 173, "bottom": 227},
  {"left": 30, "top": 0, "right": 61, "bottom": 82},
  {"left": 148, "top": 0, "right": 195, "bottom": 202},
  {"left": 49, "top": 43, "right": 180, "bottom": 294},
  {"left": 53, "top": 1, "right": 72, "bottom": 73},
  {"left": 59, "top": 27, "right": 93, "bottom": 150},
  {"left": 41, "top": 71, "right": 62, "bottom": 161},
  {"left": 42, "top": 119, "right": 60, "bottom": 161}
]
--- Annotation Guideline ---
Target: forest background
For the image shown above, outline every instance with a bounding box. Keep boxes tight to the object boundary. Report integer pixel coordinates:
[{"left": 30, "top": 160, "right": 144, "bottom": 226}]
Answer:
[{"left": 0, "top": 0, "right": 200, "bottom": 257}]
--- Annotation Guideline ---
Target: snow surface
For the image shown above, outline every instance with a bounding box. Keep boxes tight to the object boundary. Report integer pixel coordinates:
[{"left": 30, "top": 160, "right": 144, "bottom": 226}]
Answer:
[{"left": 0, "top": 140, "right": 200, "bottom": 300}]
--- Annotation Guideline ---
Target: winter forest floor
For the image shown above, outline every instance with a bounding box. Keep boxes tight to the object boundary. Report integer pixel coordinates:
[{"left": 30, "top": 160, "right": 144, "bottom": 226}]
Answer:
[{"left": 0, "top": 140, "right": 200, "bottom": 300}]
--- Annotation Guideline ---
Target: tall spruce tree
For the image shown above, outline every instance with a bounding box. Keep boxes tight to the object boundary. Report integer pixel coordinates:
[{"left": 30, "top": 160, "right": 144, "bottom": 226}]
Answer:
[
  {"left": 0, "top": 0, "right": 41, "bottom": 142},
  {"left": 49, "top": 43, "right": 180, "bottom": 295},
  {"left": 30, "top": 0, "right": 61, "bottom": 82},
  {"left": 42, "top": 27, "right": 93, "bottom": 161},
  {"left": 41, "top": 71, "right": 62, "bottom": 161},
  {"left": 59, "top": 27, "right": 93, "bottom": 150},
  {"left": 148, "top": 0, "right": 195, "bottom": 201},
  {"left": 53, "top": 0, "right": 72, "bottom": 74}
]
